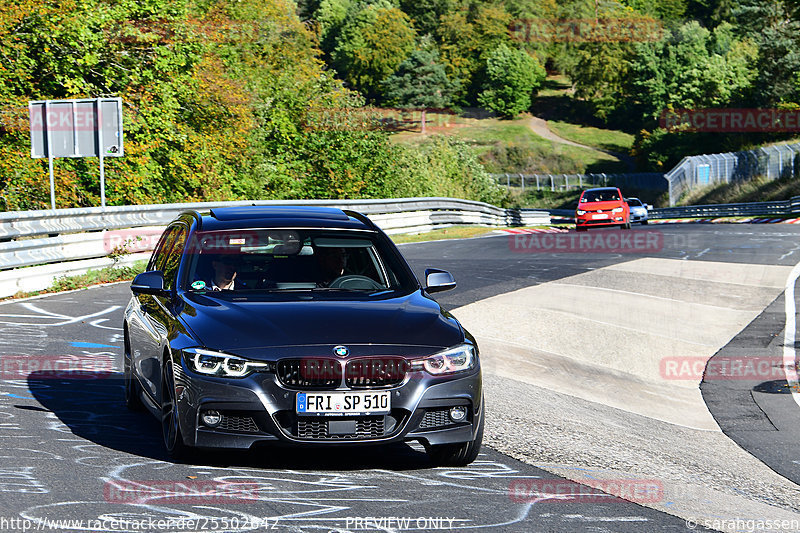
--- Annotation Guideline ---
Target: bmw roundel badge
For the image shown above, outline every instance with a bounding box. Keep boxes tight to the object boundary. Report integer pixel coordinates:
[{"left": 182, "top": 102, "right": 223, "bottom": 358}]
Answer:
[{"left": 333, "top": 345, "right": 349, "bottom": 358}]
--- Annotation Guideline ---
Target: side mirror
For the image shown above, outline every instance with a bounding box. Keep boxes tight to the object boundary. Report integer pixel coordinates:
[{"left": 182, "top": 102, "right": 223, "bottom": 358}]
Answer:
[
  {"left": 424, "top": 268, "right": 456, "bottom": 294},
  {"left": 131, "top": 271, "right": 167, "bottom": 296}
]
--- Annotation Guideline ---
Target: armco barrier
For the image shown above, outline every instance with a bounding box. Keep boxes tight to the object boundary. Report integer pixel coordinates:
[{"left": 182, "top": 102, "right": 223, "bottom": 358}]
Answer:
[
  {"left": 648, "top": 197, "right": 800, "bottom": 219},
  {"left": 0, "top": 198, "right": 550, "bottom": 271},
  {"left": 545, "top": 196, "right": 800, "bottom": 221}
]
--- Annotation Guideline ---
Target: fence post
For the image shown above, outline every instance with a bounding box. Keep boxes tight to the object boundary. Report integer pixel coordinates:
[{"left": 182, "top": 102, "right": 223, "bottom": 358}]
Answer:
[
  {"left": 519, "top": 173, "right": 524, "bottom": 191},
  {"left": 579, "top": 175, "right": 583, "bottom": 188},
  {"left": 550, "top": 175, "right": 554, "bottom": 192},
  {"left": 506, "top": 173, "right": 510, "bottom": 187},
  {"left": 565, "top": 175, "right": 569, "bottom": 189},
  {"left": 536, "top": 175, "right": 540, "bottom": 190}
]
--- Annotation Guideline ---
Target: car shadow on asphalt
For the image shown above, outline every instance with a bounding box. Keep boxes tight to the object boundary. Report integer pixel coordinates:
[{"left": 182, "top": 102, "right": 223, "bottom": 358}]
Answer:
[
  {"left": 752, "top": 379, "right": 798, "bottom": 394},
  {"left": 27, "top": 371, "right": 435, "bottom": 471}
]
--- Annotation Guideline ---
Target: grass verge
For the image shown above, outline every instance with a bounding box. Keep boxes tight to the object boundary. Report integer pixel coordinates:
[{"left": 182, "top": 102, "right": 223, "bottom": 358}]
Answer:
[
  {"left": 3, "top": 260, "right": 147, "bottom": 301},
  {"left": 546, "top": 120, "right": 635, "bottom": 154},
  {"left": 676, "top": 175, "right": 800, "bottom": 206},
  {"left": 391, "top": 226, "right": 499, "bottom": 244}
]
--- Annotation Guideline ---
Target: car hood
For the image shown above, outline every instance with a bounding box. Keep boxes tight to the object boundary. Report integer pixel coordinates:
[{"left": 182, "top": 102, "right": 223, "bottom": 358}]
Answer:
[
  {"left": 176, "top": 290, "right": 464, "bottom": 355},
  {"left": 578, "top": 201, "right": 624, "bottom": 211}
]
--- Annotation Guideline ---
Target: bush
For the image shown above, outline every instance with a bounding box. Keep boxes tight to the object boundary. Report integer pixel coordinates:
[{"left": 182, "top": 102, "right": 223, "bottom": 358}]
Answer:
[{"left": 477, "top": 45, "right": 546, "bottom": 118}]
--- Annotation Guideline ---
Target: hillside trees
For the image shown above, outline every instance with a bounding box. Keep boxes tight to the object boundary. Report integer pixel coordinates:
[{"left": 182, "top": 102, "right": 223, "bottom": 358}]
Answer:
[
  {"left": 477, "top": 44, "right": 546, "bottom": 117},
  {"left": 380, "top": 46, "right": 458, "bottom": 108},
  {"left": 0, "top": 0, "right": 505, "bottom": 210}
]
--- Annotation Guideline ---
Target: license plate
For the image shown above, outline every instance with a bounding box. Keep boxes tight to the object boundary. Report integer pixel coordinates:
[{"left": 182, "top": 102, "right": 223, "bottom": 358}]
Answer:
[
  {"left": 592, "top": 213, "right": 608, "bottom": 220},
  {"left": 296, "top": 391, "right": 391, "bottom": 415}
]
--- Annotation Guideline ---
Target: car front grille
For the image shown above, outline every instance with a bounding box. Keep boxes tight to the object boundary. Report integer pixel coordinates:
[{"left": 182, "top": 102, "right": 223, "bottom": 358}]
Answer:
[
  {"left": 296, "top": 416, "right": 386, "bottom": 439},
  {"left": 345, "top": 358, "right": 409, "bottom": 388},
  {"left": 276, "top": 357, "right": 410, "bottom": 390},
  {"left": 276, "top": 358, "right": 341, "bottom": 389}
]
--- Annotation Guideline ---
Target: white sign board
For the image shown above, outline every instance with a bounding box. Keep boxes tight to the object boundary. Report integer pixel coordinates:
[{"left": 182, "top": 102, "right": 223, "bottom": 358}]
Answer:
[
  {"left": 29, "top": 98, "right": 123, "bottom": 158},
  {"left": 28, "top": 97, "right": 123, "bottom": 209}
]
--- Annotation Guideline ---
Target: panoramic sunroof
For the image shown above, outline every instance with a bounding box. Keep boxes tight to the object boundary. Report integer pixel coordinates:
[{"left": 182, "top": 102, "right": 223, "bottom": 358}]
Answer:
[{"left": 209, "top": 206, "right": 350, "bottom": 221}]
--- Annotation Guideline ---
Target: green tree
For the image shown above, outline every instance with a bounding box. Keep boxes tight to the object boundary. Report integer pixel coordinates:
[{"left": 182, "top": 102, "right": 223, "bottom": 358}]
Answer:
[
  {"left": 331, "top": 2, "right": 417, "bottom": 101},
  {"left": 626, "top": 21, "right": 757, "bottom": 120},
  {"left": 733, "top": 0, "right": 800, "bottom": 105},
  {"left": 380, "top": 47, "right": 458, "bottom": 108},
  {"left": 436, "top": 3, "right": 512, "bottom": 105},
  {"left": 477, "top": 44, "right": 546, "bottom": 117},
  {"left": 398, "top": 0, "right": 452, "bottom": 36},
  {"left": 622, "top": 0, "right": 687, "bottom": 19}
]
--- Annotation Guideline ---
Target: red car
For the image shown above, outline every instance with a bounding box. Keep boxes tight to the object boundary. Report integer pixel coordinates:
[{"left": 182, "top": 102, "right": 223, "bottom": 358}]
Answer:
[{"left": 575, "top": 187, "right": 631, "bottom": 231}]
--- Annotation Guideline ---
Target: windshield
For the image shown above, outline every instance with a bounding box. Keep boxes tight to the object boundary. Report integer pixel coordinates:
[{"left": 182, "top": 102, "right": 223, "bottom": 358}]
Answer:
[
  {"left": 627, "top": 198, "right": 642, "bottom": 207},
  {"left": 180, "top": 229, "right": 415, "bottom": 294},
  {"left": 581, "top": 190, "right": 620, "bottom": 202}
]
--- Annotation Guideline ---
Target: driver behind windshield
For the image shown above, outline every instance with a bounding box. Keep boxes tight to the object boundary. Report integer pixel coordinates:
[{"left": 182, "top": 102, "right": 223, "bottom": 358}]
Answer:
[
  {"left": 210, "top": 256, "right": 237, "bottom": 290},
  {"left": 315, "top": 246, "right": 347, "bottom": 287}
]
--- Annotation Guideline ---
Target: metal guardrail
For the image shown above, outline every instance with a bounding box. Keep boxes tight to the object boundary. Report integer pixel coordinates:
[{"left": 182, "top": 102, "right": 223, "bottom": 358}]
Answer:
[
  {"left": 492, "top": 173, "right": 668, "bottom": 192},
  {"left": 666, "top": 143, "right": 800, "bottom": 206},
  {"left": 649, "top": 197, "right": 800, "bottom": 219},
  {"left": 0, "top": 198, "right": 550, "bottom": 270},
  {"left": 545, "top": 196, "right": 800, "bottom": 221}
]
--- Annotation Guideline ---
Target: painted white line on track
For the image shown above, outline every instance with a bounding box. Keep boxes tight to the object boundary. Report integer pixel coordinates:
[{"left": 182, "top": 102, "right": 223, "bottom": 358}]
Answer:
[{"left": 782, "top": 260, "right": 800, "bottom": 409}]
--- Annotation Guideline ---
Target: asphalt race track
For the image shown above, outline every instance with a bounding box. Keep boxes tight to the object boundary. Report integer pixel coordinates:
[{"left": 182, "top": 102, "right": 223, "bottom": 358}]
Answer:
[{"left": 2, "top": 223, "right": 800, "bottom": 532}]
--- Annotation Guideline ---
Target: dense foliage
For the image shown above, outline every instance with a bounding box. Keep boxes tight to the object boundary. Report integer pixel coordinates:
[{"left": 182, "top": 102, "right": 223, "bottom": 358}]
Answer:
[
  {"left": 0, "top": 0, "right": 505, "bottom": 210},
  {"left": 4, "top": 0, "right": 800, "bottom": 210}
]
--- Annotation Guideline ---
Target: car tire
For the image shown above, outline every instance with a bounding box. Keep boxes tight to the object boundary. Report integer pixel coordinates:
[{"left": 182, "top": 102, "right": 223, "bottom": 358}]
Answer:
[
  {"left": 427, "top": 401, "right": 484, "bottom": 467},
  {"left": 623, "top": 221, "right": 631, "bottom": 230},
  {"left": 124, "top": 332, "right": 144, "bottom": 412},
  {"left": 162, "top": 357, "right": 192, "bottom": 461},
  {"left": 576, "top": 227, "right": 587, "bottom": 232},
  {"left": 642, "top": 220, "right": 648, "bottom": 225}
]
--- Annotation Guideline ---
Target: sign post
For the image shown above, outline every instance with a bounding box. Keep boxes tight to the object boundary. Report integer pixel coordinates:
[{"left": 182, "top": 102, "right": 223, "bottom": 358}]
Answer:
[{"left": 29, "top": 97, "right": 123, "bottom": 209}]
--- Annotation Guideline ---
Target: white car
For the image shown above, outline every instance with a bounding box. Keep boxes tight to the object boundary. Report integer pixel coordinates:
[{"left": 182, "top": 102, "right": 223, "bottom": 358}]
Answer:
[{"left": 625, "top": 197, "right": 650, "bottom": 225}]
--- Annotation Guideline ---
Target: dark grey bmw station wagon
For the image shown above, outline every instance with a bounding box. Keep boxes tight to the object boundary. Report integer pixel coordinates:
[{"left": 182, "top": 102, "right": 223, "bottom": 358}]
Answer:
[{"left": 123, "top": 206, "right": 484, "bottom": 465}]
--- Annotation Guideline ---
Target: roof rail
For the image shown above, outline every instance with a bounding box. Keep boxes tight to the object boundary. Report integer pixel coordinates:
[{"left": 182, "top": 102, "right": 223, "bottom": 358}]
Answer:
[{"left": 343, "top": 209, "right": 378, "bottom": 230}]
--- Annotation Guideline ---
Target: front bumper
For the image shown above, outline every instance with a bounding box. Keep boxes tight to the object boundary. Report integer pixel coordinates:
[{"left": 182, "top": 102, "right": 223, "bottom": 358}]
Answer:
[
  {"left": 575, "top": 214, "right": 626, "bottom": 227},
  {"left": 173, "top": 356, "right": 483, "bottom": 449}
]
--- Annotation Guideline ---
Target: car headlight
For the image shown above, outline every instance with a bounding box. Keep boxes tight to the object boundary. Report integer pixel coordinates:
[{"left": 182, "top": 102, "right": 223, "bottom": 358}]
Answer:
[
  {"left": 576, "top": 210, "right": 586, "bottom": 215},
  {"left": 612, "top": 207, "right": 623, "bottom": 213},
  {"left": 410, "top": 344, "right": 476, "bottom": 375},
  {"left": 184, "top": 348, "right": 271, "bottom": 378}
]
